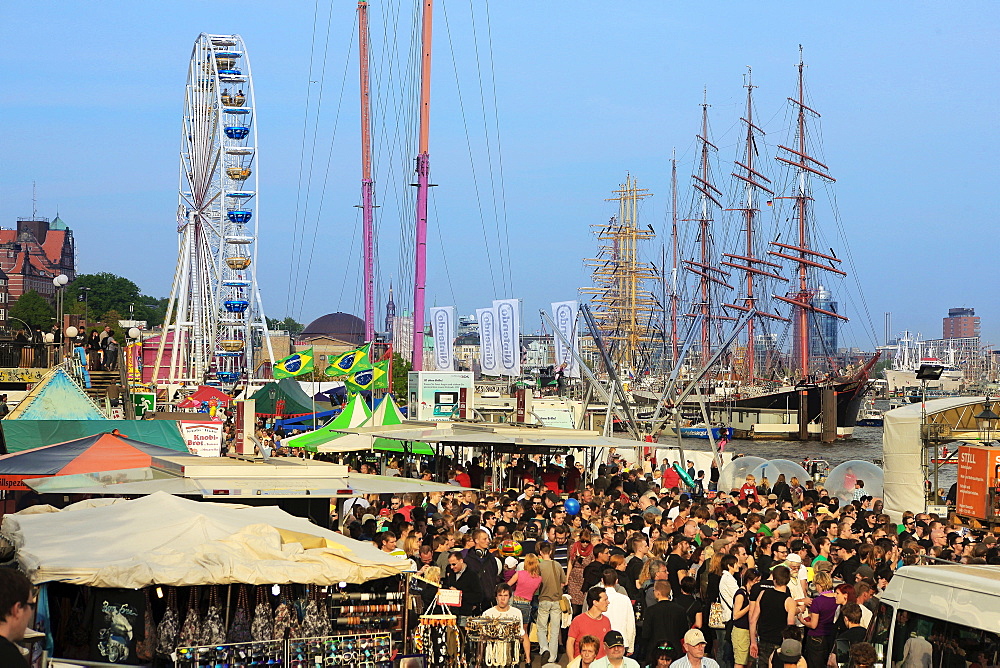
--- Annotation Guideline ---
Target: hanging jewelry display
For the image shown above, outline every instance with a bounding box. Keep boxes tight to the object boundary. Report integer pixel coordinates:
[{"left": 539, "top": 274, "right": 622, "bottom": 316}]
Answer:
[
  {"left": 417, "top": 615, "right": 465, "bottom": 668},
  {"left": 464, "top": 617, "right": 522, "bottom": 668}
]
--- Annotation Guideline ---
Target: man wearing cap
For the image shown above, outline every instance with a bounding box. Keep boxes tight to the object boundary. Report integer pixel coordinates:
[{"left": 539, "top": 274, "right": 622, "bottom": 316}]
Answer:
[
  {"left": 589, "top": 631, "right": 641, "bottom": 668},
  {"left": 670, "top": 629, "right": 720, "bottom": 668},
  {"left": 772, "top": 639, "right": 806, "bottom": 668}
]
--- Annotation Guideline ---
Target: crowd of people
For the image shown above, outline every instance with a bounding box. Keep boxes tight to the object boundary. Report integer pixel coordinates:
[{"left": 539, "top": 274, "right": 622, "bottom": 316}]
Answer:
[{"left": 340, "top": 451, "right": 996, "bottom": 668}]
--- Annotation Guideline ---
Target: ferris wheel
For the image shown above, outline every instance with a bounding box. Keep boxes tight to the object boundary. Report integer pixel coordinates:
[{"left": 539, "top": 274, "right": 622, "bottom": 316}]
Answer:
[{"left": 155, "top": 33, "right": 272, "bottom": 388}]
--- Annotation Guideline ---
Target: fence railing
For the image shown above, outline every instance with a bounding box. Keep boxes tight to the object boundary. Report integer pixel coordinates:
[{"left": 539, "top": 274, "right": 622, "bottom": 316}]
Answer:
[{"left": 0, "top": 342, "right": 55, "bottom": 369}]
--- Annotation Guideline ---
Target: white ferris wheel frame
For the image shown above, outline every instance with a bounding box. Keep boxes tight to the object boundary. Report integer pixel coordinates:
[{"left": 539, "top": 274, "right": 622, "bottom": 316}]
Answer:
[{"left": 154, "top": 33, "right": 273, "bottom": 390}]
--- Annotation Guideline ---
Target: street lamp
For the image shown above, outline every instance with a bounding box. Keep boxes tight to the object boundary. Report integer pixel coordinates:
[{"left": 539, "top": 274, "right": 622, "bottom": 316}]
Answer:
[
  {"left": 916, "top": 364, "right": 945, "bottom": 504},
  {"left": 976, "top": 397, "right": 1000, "bottom": 443}
]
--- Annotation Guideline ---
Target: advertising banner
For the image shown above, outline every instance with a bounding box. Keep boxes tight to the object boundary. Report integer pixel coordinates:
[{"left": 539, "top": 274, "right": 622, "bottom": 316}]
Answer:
[
  {"left": 179, "top": 421, "right": 225, "bottom": 457},
  {"left": 476, "top": 307, "right": 500, "bottom": 376},
  {"left": 493, "top": 299, "right": 520, "bottom": 376},
  {"left": 551, "top": 300, "right": 580, "bottom": 378},
  {"left": 430, "top": 306, "right": 455, "bottom": 371},
  {"left": 956, "top": 444, "right": 1000, "bottom": 519}
]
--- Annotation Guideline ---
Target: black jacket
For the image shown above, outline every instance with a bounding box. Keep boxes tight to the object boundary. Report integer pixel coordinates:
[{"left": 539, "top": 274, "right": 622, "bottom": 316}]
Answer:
[
  {"left": 641, "top": 599, "right": 689, "bottom": 660},
  {"left": 443, "top": 564, "right": 484, "bottom": 615}
]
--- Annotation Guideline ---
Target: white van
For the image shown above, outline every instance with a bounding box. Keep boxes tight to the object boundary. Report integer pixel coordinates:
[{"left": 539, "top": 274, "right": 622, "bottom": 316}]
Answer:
[{"left": 870, "top": 565, "right": 1000, "bottom": 667}]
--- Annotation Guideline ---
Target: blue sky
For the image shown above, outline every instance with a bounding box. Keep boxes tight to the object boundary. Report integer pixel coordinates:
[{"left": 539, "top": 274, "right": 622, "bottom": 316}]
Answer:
[{"left": 1, "top": 2, "right": 997, "bottom": 348}]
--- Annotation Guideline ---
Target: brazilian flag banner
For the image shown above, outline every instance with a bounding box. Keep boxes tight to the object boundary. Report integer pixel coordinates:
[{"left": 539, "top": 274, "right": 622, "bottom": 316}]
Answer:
[
  {"left": 273, "top": 348, "right": 314, "bottom": 378},
  {"left": 344, "top": 362, "right": 387, "bottom": 393},
  {"left": 373, "top": 358, "right": 390, "bottom": 389},
  {"left": 326, "top": 344, "right": 372, "bottom": 377}
]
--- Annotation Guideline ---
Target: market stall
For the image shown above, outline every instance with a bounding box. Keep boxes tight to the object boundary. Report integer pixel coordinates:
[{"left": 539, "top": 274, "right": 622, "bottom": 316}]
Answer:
[{"left": 2, "top": 492, "right": 414, "bottom": 666}]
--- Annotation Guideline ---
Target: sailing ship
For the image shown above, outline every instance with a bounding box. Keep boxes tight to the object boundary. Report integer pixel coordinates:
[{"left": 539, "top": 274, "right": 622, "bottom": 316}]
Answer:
[{"left": 593, "top": 53, "right": 877, "bottom": 441}]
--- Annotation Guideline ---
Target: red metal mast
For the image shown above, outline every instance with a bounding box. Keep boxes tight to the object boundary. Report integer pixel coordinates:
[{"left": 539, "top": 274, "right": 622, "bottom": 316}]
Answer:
[
  {"left": 771, "top": 48, "right": 846, "bottom": 378},
  {"left": 358, "top": 1, "right": 375, "bottom": 343},
  {"left": 411, "top": 0, "right": 433, "bottom": 370},
  {"left": 722, "top": 69, "right": 787, "bottom": 382}
]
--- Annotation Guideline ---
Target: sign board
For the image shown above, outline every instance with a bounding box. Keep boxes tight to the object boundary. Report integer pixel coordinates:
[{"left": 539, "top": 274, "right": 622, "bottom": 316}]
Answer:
[
  {"left": 407, "top": 371, "right": 474, "bottom": 421},
  {"left": 532, "top": 406, "right": 576, "bottom": 429},
  {"left": 132, "top": 392, "right": 155, "bottom": 418},
  {"left": 436, "top": 589, "right": 463, "bottom": 607},
  {"left": 956, "top": 444, "right": 1000, "bottom": 519},
  {"left": 179, "top": 421, "right": 225, "bottom": 457}
]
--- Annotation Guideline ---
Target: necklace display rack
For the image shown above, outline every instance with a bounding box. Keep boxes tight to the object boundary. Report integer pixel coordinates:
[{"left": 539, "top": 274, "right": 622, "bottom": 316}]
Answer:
[
  {"left": 415, "top": 615, "right": 465, "bottom": 668},
  {"left": 464, "top": 617, "right": 522, "bottom": 668}
]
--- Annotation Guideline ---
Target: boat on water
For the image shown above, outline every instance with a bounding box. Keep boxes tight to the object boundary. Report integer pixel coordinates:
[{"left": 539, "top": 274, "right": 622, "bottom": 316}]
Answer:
[
  {"left": 660, "top": 423, "right": 733, "bottom": 440},
  {"left": 856, "top": 398, "right": 884, "bottom": 427}
]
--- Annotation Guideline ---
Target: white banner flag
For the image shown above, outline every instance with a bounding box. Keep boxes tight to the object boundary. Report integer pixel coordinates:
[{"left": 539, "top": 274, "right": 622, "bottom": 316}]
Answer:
[
  {"left": 476, "top": 307, "right": 501, "bottom": 376},
  {"left": 493, "top": 299, "right": 521, "bottom": 376},
  {"left": 551, "top": 300, "right": 580, "bottom": 378},
  {"left": 430, "top": 306, "right": 455, "bottom": 371}
]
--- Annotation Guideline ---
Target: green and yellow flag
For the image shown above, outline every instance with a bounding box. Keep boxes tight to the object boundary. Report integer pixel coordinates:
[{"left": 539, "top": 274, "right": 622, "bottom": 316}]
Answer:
[
  {"left": 372, "top": 358, "right": 390, "bottom": 389},
  {"left": 325, "top": 344, "right": 372, "bottom": 377},
  {"left": 273, "top": 348, "right": 314, "bottom": 379},
  {"left": 344, "top": 362, "right": 387, "bottom": 393}
]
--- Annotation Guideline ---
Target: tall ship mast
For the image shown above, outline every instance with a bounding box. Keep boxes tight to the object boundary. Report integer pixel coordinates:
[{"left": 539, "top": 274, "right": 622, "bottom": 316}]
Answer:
[
  {"left": 684, "top": 94, "right": 731, "bottom": 367},
  {"left": 584, "top": 175, "right": 658, "bottom": 376},
  {"left": 721, "top": 69, "right": 787, "bottom": 384},
  {"left": 769, "top": 47, "right": 849, "bottom": 378}
]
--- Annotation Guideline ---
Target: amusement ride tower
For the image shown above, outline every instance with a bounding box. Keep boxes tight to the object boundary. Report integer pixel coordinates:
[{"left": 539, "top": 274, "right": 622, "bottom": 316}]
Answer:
[{"left": 154, "top": 33, "right": 272, "bottom": 387}]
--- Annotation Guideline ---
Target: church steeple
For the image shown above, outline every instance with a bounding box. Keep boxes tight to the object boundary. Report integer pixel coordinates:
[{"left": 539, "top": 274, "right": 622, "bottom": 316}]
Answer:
[{"left": 385, "top": 282, "right": 396, "bottom": 341}]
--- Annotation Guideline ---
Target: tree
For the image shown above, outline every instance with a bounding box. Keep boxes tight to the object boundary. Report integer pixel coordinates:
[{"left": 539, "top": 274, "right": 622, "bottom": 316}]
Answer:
[
  {"left": 266, "top": 316, "right": 304, "bottom": 336},
  {"left": 391, "top": 352, "right": 411, "bottom": 402},
  {"left": 9, "top": 290, "right": 55, "bottom": 332},
  {"left": 66, "top": 273, "right": 165, "bottom": 327}
]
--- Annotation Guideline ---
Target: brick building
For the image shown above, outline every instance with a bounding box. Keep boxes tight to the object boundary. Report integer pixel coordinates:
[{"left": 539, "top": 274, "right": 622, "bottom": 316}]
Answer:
[
  {"left": 0, "top": 216, "right": 75, "bottom": 304},
  {"left": 943, "top": 307, "right": 980, "bottom": 339}
]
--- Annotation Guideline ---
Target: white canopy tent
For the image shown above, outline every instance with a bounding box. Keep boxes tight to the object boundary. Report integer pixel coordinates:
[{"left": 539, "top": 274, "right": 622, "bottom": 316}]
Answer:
[
  {"left": 1, "top": 492, "right": 413, "bottom": 587},
  {"left": 882, "top": 396, "right": 984, "bottom": 520}
]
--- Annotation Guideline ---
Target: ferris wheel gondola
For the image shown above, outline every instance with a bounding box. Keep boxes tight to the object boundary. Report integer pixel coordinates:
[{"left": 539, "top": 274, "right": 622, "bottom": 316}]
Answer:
[{"left": 154, "top": 33, "right": 272, "bottom": 389}]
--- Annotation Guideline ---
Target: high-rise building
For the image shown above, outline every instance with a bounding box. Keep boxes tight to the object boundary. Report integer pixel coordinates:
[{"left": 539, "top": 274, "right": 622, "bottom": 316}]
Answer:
[
  {"left": 809, "top": 285, "right": 839, "bottom": 369},
  {"left": 943, "top": 307, "right": 979, "bottom": 339}
]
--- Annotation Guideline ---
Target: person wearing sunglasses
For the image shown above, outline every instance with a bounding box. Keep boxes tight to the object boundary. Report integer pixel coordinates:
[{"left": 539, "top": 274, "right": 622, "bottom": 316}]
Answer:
[{"left": 0, "top": 568, "right": 33, "bottom": 667}]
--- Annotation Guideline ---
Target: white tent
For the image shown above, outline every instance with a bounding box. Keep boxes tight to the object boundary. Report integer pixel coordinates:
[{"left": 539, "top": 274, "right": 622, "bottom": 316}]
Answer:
[
  {"left": 1, "top": 492, "right": 412, "bottom": 587},
  {"left": 882, "top": 396, "right": 983, "bottom": 520}
]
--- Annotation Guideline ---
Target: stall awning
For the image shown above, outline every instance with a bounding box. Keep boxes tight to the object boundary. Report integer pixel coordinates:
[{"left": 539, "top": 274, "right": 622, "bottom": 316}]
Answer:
[{"left": 1, "top": 492, "right": 412, "bottom": 587}]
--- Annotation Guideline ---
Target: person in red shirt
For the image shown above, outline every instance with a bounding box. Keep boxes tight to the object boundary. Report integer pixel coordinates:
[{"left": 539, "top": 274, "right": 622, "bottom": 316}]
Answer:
[
  {"left": 662, "top": 463, "right": 681, "bottom": 490},
  {"left": 455, "top": 466, "right": 472, "bottom": 488},
  {"left": 568, "top": 588, "right": 612, "bottom": 660},
  {"left": 739, "top": 475, "right": 759, "bottom": 503}
]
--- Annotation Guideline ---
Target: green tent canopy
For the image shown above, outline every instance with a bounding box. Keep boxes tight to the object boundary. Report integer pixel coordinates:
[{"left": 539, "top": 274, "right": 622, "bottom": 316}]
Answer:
[
  {"left": 250, "top": 378, "right": 314, "bottom": 416},
  {"left": 374, "top": 439, "right": 435, "bottom": 456},
  {"left": 0, "top": 420, "right": 188, "bottom": 455},
  {"left": 285, "top": 395, "right": 372, "bottom": 452},
  {"left": 370, "top": 395, "right": 426, "bottom": 453}
]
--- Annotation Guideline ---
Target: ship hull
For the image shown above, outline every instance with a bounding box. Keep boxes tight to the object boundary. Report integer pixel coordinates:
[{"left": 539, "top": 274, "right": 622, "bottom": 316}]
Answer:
[{"left": 700, "top": 379, "right": 869, "bottom": 441}]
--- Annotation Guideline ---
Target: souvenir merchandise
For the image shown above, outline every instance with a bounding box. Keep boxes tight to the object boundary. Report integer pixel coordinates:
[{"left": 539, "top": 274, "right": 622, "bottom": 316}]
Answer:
[
  {"left": 273, "top": 585, "right": 302, "bottom": 640},
  {"left": 227, "top": 585, "right": 253, "bottom": 644},
  {"left": 416, "top": 615, "right": 465, "bottom": 668},
  {"left": 300, "top": 588, "right": 332, "bottom": 639},
  {"left": 135, "top": 589, "right": 156, "bottom": 662},
  {"left": 465, "top": 617, "right": 522, "bottom": 668},
  {"left": 87, "top": 587, "right": 145, "bottom": 664},
  {"left": 155, "top": 588, "right": 180, "bottom": 656},
  {"left": 202, "top": 586, "right": 226, "bottom": 646},
  {"left": 178, "top": 587, "right": 202, "bottom": 649},
  {"left": 251, "top": 585, "right": 274, "bottom": 641},
  {"left": 288, "top": 632, "right": 392, "bottom": 668},
  {"left": 174, "top": 639, "right": 283, "bottom": 668}
]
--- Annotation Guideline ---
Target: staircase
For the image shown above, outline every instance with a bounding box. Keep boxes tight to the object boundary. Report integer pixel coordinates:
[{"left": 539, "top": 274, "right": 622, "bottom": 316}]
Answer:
[{"left": 85, "top": 370, "right": 121, "bottom": 403}]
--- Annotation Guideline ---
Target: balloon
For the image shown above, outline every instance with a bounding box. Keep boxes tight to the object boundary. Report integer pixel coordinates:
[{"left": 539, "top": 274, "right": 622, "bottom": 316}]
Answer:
[{"left": 564, "top": 498, "right": 581, "bottom": 516}]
